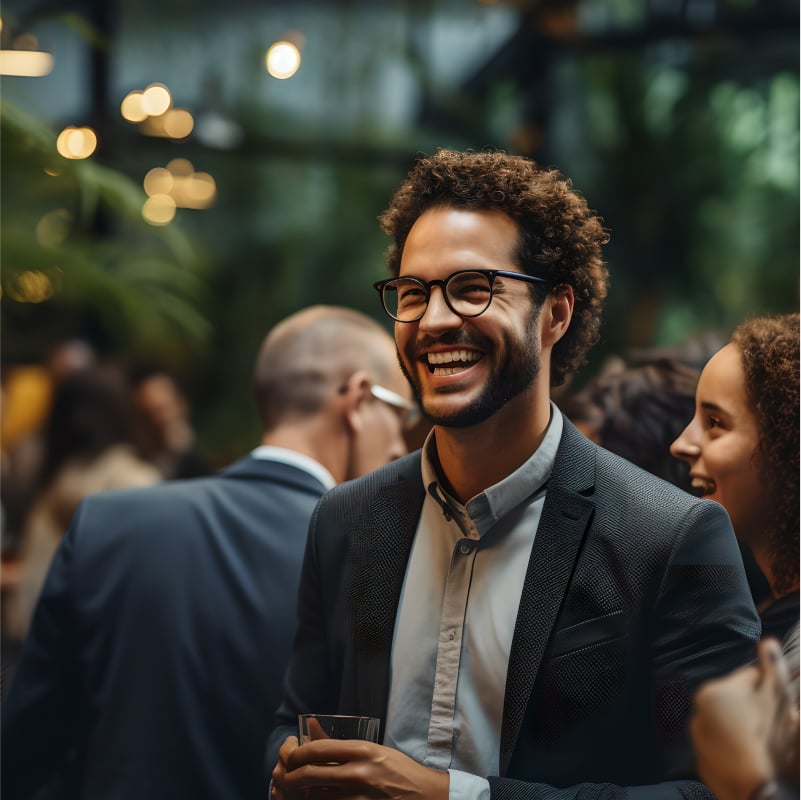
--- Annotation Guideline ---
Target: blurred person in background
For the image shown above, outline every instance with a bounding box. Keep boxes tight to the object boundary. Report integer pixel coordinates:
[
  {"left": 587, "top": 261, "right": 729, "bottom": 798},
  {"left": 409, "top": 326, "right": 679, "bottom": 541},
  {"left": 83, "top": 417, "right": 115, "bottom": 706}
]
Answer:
[
  {"left": 671, "top": 312, "right": 799, "bottom": 680},
  {"left": 560, "top": 350, "right": 771, "bottom": 608},
  {"left": 131, "top": 367, "right": 213, "bottom": 479},
  {"left": 1, "top": 305, "right": 413, "bottom": 800},
  {"left": 559, "top": 354, "right": 701, "bottom": 492},
  {"left": 1, "top": 338, "right": 97, "bottom": 553},
  {"left": 3, "top": 363, "right": 161, "bottom": 645}
]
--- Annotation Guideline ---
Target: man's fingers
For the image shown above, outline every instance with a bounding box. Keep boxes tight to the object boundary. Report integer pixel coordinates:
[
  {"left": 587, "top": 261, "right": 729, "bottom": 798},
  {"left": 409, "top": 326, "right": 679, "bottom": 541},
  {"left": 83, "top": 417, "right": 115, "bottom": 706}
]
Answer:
[{"left": 289, "top": 738, "right": 376, "bottom": 767}]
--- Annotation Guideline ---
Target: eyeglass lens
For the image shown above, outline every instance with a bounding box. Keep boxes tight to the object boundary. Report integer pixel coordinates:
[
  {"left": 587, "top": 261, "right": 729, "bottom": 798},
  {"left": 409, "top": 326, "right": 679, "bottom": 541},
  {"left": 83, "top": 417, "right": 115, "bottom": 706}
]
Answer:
[{"left": 382, "top": 271, "right": 493, "bottom": 322}]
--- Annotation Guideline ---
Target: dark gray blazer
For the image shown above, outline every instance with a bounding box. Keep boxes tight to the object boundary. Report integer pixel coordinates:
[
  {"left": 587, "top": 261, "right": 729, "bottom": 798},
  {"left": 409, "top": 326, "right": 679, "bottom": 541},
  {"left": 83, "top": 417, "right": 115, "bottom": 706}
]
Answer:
[
  {"left": 2, "top": 456, "right": 328, "bottom": 800},
  {"left": 268, "top": 420, "right": 760, "bottom": 799}
]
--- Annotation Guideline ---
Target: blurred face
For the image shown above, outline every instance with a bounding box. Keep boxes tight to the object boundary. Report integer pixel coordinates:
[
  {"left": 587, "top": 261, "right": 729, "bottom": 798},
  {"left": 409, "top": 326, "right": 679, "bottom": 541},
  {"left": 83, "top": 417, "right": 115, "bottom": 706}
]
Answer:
[
  {"left": 394, "top": 207, "right": 542, "bottom": 428},
  {"left": 670, "top": 343, "right": 767, "bottom": 544},
  {"left": 135, "top": 374, "right": 187, "bottom": 430},
  {"left": 346, "top": 345, "right": 412, "bottom": 480}
]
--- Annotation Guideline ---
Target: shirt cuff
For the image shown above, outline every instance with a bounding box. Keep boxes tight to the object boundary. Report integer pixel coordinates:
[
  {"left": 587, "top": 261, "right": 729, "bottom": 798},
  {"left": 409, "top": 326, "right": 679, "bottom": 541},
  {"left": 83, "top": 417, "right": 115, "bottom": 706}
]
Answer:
[{"left": 447, "top": 768, "right": 491, "bottom": 800}]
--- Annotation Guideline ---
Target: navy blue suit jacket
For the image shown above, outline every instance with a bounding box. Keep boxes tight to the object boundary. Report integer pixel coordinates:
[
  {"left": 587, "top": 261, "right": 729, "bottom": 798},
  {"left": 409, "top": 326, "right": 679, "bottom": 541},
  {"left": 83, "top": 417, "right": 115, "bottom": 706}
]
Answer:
[
  {"left": 268, "top": 421, "right": 761, "bottom": 799},
  {"left": 3, "top": 455, "right": 327, "bottom": 800}
]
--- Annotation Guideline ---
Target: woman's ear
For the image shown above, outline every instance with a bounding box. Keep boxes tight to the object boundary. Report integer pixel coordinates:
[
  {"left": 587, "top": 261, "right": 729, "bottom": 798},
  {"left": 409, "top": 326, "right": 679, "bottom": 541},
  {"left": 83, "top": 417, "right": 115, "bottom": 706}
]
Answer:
[{"left": 542, "top": 285, "right": 574, "bottom": 347}]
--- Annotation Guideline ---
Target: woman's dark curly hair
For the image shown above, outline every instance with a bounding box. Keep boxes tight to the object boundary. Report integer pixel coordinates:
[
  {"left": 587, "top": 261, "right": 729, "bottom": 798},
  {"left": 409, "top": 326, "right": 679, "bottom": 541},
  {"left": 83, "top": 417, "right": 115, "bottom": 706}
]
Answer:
[
  {"left": 731, "top": 312, "right": 799, "bottom": 595},
  {"left": 379, "top": 149, "right": 610, "bottom": 387}
]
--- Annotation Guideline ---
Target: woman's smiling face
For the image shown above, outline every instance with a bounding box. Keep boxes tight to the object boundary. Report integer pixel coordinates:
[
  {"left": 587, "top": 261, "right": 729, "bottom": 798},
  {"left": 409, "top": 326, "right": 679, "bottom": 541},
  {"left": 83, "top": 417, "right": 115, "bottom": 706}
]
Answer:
[{"left": 670, "top": 343, "right": 767, "bottom": 545}]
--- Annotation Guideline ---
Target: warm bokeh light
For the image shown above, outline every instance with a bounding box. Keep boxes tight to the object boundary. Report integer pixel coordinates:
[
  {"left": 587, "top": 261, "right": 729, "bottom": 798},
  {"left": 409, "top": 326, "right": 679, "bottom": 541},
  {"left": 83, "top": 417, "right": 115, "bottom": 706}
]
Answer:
[
  {"left": 6, "top": 271, "right": 57, "bottom": 303},
  {"left": 141, "top": 82, "right": 172, "bottom": 116},
  {"left": 143, "top": 167, "right": 174, "bottom": 196},
  {"left": 162, "top": 108, "right": 194, "bottom": 139},
  {"left": 35, "top": 209, "right": 72, "bottom": 247},
  {"left": 56, "top": 126, "right": 98, "bottom": 159},
  {"left": 143, "top": 160, "right": 217, "bottom": 211},
  {"left": 171, "top": 172, "right": 217, "bottom": 209},
  {"left": 142, "top": 194, "right": 177, "bottom": 226},
  {"left": 0, "top": 50, "right": 54, "bottom": 76},
  {"left": 266, "top": 41, "right": 301, "bottom": 79},
  {"left": 167, "top": 158, "right": 195, "bottom": 176},
  {"left": 120, "top": 91, "right": 148, "bottom": 122}
]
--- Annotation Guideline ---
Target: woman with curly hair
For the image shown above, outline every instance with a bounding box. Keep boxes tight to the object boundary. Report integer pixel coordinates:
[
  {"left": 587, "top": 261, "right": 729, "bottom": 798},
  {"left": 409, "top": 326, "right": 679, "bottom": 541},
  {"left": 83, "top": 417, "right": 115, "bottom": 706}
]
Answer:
[{"left": 671, "top": 312, "right": 799, "bottom": 661}]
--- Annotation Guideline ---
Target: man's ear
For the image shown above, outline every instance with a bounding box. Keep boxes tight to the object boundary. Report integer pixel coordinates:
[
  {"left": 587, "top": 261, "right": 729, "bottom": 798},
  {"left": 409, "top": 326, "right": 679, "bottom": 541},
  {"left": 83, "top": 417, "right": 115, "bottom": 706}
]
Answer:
[
  {"left": 338, "top": 370, "right": 372, "bottom": 433},
  {"left": 542, "top": 285, "right": 574, "bottom": 347}
]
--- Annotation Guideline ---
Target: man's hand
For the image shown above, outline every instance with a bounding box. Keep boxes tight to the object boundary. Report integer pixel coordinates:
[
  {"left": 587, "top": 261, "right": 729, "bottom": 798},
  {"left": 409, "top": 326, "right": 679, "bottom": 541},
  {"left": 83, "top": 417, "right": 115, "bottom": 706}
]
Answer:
[
  {"left": 271, "top": 735, "right": 449, "bottom": 800},
  {"left": 690, "top": 638, "right": 800, "bottom": 800}
]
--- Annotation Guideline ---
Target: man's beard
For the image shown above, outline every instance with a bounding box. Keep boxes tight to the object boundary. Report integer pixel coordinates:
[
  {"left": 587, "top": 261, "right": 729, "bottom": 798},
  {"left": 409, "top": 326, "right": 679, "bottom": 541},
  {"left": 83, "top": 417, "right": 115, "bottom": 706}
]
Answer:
[{"left": 398, "top": 314, "right": 542, "bottom": 428}]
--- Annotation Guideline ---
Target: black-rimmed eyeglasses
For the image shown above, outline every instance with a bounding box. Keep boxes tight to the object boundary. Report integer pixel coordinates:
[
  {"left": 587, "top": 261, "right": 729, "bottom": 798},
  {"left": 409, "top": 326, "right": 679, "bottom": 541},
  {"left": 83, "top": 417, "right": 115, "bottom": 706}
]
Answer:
[{"left": 373, "top": 268, "right": 551, "bottom": 323}]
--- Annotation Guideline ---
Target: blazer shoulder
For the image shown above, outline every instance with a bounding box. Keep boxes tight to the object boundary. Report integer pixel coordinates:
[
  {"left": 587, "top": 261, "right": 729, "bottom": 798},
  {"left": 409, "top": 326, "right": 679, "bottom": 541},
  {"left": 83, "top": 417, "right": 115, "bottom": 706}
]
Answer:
[{"left": 323, "top": 450, "right": 423, "bottom": 504}]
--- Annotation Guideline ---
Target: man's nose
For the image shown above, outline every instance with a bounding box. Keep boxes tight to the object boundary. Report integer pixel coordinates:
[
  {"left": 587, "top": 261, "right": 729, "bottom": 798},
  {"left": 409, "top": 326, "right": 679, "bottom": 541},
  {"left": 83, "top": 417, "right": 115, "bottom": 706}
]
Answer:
[{"left": 419, "top": 286, "right": 461, "bottom": 330}]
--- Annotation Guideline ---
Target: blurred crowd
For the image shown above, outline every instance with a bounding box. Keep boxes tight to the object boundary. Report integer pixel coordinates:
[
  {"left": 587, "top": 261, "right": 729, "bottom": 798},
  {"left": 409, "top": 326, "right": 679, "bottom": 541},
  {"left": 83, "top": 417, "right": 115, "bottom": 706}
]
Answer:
[{"left": 1, "top": 342, "right": 213, "bottom": 679}]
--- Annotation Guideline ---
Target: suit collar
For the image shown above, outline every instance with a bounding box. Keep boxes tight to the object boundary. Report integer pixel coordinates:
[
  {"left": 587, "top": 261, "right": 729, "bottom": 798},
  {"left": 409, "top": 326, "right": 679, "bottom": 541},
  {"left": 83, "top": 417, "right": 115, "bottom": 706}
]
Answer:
[{"left": 219, "top": 454, "right": 330, "bottom": 495}]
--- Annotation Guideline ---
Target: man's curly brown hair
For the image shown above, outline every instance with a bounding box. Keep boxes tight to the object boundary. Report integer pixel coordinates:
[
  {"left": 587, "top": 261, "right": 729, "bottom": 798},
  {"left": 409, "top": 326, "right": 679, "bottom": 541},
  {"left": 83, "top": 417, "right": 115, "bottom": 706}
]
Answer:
[
  {"left": 731, "top": 312, "right": 800, "bottom": 595},
  {"left": 378, "top": 149, "right": 610, "bottom": 387}
]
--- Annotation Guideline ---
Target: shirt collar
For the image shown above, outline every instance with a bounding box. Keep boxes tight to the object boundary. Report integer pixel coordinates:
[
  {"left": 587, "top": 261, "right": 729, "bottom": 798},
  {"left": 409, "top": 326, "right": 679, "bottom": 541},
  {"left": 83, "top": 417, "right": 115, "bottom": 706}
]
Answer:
[
  {"left": 250, "top": 445, "right": 337, "bottom": 490},
  {"left": 420, "top": 402, "right": 563, "bottom": 535}
]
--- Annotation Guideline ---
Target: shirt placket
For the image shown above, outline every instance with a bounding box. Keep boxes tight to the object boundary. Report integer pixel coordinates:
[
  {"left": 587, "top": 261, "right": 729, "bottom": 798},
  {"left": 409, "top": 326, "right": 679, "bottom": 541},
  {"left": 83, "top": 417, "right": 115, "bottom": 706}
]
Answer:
[{"left": 424, "top": 533, "right": 479, "bottom": 769}]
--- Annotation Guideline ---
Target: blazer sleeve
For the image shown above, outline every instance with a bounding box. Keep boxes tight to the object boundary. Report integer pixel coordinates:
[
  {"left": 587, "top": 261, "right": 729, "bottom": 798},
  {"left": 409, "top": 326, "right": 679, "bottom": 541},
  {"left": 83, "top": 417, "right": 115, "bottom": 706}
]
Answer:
[
  {"left": 1, "top": 505, "right": 85, "bottom": 800},
  {"left": 488, "top": 500, "right": 761, "bottom": 800}
]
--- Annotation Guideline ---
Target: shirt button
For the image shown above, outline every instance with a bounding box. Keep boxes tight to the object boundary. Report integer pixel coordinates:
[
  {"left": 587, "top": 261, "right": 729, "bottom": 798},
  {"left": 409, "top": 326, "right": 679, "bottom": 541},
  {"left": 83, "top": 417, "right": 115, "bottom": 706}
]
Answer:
[{"left": 459, "top": 540, "right": 474, "bottom": 555}]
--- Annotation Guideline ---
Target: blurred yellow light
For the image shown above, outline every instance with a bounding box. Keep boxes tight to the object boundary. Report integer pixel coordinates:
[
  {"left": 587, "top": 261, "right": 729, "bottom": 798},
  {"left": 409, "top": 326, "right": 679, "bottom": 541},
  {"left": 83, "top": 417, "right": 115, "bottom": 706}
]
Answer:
[
  {"left": 143, "top": 167, "right": 174, "bottom": 196},
  {"left": 36, "top": 209, "right": 72, "bottom": 247},
  {"left": 138, "top": 115, "right": 168, "bottom": 137},
  {"left": 120, "top": 91, "right": 147, "bottom": 122},
  {"left": 167, "top": 158, "right": 194, "bottom": 176},
  {"left": 0, "top": 50, "right": 54, "bottom": 76},
  {"left": 6, "top": 271, "right": 55, "bottom": 303},
  {"left": 266, "top": 41, "right": 301, "bottom": 79},
  {"left": 142, "top": 194, "right": 177, "bottom": 226},
  {"left": 171, "top": 173, "right": 216, "bottom": 209},
  {"left": 141, "top": 83, "right": 172, "bottom": 116},
  {"left": 189, "top": 173, "right": 216, "bottom": 203},
  {"left": 56, "top": 126, "right": 98, "bottom": 159},
  {"left": 162, "top": 108, "right": 194, "bottom": 139}
]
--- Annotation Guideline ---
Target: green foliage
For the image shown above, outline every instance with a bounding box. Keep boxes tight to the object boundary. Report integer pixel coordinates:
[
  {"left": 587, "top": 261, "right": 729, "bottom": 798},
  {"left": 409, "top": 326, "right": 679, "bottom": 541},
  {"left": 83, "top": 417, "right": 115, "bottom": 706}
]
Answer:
[
  {"left": 1, "top": 100, "right": 211, "bottom": 364},
  {"left": 559, "top": 51, "right": 799, "bottom": 358}
]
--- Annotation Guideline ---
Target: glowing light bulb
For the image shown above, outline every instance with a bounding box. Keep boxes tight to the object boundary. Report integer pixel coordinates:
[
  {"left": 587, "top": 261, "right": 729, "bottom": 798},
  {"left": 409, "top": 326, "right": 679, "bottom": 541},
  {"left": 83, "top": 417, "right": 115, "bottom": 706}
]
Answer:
[
  {"left": 266, "top": 41, "right": 301, "bottom": 79},
  {"left": 141, "top": 83, "right": 172, "bottom": 116}
]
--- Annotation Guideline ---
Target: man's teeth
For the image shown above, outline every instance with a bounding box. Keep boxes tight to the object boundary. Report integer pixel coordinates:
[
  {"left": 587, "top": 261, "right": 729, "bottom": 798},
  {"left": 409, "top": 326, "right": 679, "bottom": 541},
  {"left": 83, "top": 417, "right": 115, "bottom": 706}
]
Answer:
[{"left": 427, "top": 350, "right": 481, "bottom": 374}]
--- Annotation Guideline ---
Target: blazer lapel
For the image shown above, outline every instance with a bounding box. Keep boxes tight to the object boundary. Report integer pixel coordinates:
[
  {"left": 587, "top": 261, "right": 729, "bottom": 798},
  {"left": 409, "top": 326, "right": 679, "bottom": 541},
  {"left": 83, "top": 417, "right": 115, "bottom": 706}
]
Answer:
[
  {"left": 344, "top": 454, "right": 425, "bottom": 720},
  {"left": 499, "top": 421, "right": 597, "bottom": 775}
]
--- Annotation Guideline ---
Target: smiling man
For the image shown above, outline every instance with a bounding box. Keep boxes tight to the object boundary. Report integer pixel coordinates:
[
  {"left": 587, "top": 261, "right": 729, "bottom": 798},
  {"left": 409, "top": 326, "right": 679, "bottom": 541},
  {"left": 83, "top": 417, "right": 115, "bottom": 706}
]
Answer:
[{"left": 267, "top": 149, "right": 761, "bottom": 800}]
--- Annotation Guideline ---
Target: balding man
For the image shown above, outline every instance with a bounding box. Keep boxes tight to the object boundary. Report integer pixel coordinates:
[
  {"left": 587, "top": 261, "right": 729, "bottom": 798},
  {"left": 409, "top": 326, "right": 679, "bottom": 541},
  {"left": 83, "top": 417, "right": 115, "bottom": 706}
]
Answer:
[{"left": 2, "top": 306, "right": 414, "bottom": 800}]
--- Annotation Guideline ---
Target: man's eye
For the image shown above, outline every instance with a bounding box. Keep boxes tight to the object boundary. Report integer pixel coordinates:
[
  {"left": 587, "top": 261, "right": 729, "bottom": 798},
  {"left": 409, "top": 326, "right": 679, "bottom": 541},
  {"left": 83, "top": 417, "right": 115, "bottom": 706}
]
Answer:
[{"left": 398, "top": 286, "right": 426, "bottom": 302}]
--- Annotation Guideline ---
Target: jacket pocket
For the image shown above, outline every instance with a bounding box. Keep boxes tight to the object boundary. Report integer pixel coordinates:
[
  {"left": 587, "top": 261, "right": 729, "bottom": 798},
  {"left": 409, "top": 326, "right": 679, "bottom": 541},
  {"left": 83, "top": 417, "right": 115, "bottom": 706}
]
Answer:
[{"left": 549, "top": 609, "right": 626, "bottom": 659}]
